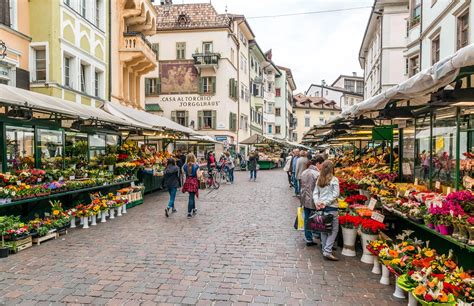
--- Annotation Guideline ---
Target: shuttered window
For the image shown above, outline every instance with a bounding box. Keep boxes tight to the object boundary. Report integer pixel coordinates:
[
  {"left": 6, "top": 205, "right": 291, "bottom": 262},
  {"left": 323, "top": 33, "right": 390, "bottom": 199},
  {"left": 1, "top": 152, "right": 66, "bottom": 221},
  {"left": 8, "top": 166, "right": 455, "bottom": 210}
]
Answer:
[
  {"left": 229, "top": 78, "right": 238, "bottom": 100},
  {"left": 199, "top": 77, "right": 216, "bottom": 95},
  {"left": 457, "top": 10, "right": 469, "bottom": 50},
  {"left": 171, "top": 110, "right": 188, "bottom": 127},
  {"left": 15, "top": 68, "right": 29, "bottom": 90},
  {"left": 145, "top": 78, "right": 160, "bottom": 96},
  {"left": 229, "top": 112, "right": 237, "bottom": 132},
  {"left": 198, "top": 110, "right": 216, "bottom": 130},
  {"left": 0, "top": 0, "right": 11, "bottom": 27}
]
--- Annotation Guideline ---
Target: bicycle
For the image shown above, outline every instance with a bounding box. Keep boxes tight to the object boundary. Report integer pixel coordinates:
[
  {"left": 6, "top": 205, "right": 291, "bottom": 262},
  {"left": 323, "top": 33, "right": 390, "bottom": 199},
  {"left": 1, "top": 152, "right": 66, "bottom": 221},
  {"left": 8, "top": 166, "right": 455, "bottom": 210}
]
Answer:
[{"left": 204, "top": 167, "right": 220, "bottom": 189}]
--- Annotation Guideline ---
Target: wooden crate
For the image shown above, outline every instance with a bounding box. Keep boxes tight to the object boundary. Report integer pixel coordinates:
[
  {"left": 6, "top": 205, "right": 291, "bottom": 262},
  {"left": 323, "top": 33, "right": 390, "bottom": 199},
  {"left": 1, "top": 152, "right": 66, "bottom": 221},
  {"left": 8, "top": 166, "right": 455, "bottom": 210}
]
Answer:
[
  {"left": 7, "top": 236, "right": 32, "bottom": 253},
  {"left": 32, "top": 231, "right": 58, "bottom": 245}
]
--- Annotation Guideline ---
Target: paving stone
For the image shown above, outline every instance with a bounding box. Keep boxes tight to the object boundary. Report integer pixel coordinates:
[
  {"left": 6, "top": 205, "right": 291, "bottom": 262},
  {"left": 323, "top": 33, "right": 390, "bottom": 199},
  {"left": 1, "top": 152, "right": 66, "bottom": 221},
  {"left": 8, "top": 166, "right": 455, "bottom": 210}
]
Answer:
[{"left": 0, "top": 171, "right": 401, "bottom": 305}]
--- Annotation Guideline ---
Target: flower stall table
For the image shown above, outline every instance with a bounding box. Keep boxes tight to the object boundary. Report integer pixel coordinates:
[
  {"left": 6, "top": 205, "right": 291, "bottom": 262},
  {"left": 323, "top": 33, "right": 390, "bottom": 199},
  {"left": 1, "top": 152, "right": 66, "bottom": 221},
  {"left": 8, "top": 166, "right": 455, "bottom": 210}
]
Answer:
[
  {"left": 257, "top": 160, "right": 276, "bottom": 170},
  {"left": 391, "top": 214, "right": 474, "bottom": 269},
  {"left": 0, "top": 179, "right": 138, "bottom": 220},
  {"left": 137, "top": 170, "right": 164, "bottom": 194}
]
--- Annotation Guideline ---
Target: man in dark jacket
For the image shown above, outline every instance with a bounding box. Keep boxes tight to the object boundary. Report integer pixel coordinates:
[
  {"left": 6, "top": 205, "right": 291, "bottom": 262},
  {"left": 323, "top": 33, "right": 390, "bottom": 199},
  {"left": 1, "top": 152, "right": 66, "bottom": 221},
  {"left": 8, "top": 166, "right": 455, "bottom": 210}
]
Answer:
[
  {"left": 164, "top": 158, "right": 180, "bottom": 217},
  {"left": 175, "top": 150, "right": 186, "bottom": 187}
]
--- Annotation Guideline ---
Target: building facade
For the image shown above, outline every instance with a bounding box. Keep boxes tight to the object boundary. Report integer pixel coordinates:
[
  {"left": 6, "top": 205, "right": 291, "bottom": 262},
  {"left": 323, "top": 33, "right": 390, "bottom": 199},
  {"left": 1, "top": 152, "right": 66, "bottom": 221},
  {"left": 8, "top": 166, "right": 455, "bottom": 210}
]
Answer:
[
  {"left": 293, "top": 93, "right": 341, "bottom": 142},
  {"left": 144, "top": 3, "right": 255, "bottom": 153},
  {"left": 305, "top": 74, "right": 364, "bottom": 110},
  {"left": 248, "top": 41, "right": 266, "bottom": 136},
  {"left": 29, "top": 0, "right": 109, "bottom": 107},
  {"left": 0, "top": 0, "right": 31, "bottom": 89},
  {"left": 275, "top": 66, "right": 296, "bottom": 141},
  {"left": 110, "top": 0, "right": 157, "bottom": 109},
  {"left": 405, "top": 0, "right": 473, "bottom": 76},
  {"left": 359, "top": 0, "right": 409, "bottom": 99}
]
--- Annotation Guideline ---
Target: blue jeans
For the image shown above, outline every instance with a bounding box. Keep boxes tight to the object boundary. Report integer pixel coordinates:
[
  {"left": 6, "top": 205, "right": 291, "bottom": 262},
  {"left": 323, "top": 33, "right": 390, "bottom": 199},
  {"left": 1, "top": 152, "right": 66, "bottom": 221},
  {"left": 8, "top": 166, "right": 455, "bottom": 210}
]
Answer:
[
  {"left": 321, "top": 211, "right": 339, "bottom": 256},
  {"left": 167, "top": 187, "right": 177, "bottom": 209},
  {"left": 228, "top": 168, "right": 234, "bottom": 183},
  {"left": 250, "top": 170, "right": 257, "bottom": 180},
  {"left": 303, "top": 207, "right": 315, "bottom": 242},
  {"left": 188, "top": 192, "right": 196, "bottom": 213},
  {"left": 292, "top": 173, "right": 300, "bottom": 194}
]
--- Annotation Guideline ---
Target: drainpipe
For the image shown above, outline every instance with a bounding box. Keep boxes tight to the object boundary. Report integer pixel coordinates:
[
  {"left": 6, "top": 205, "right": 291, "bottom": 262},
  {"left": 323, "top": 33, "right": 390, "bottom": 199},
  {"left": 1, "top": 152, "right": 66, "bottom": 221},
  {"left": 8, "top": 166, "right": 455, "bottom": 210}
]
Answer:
[{"left": 108, "top": 0, "right": 112, "bottom": 101}]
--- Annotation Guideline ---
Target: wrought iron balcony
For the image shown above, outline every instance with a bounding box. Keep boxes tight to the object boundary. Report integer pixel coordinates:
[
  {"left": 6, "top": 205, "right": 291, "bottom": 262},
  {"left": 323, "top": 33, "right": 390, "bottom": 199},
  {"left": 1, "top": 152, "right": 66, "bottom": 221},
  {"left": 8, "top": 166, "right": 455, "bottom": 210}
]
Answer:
[{"left": 192, "top": 53, "right": 221, "bottom": 70}]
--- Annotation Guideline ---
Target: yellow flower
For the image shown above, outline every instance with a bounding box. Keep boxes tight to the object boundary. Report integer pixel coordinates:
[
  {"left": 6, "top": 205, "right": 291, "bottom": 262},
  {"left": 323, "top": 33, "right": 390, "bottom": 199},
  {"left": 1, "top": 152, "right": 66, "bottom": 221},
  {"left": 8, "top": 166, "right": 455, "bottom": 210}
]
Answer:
[
  {"left": 53, "top": 210, "right": 59, "bottom": 216},
  {"left": 424, "top": 250, "right": 434, "bottom": 257}
]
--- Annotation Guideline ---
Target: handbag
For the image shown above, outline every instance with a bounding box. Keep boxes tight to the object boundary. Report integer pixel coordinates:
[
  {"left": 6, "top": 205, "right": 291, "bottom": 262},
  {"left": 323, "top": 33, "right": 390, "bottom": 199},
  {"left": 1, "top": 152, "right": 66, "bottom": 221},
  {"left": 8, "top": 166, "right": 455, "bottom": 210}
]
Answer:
[
  {"left": 306, "top": 210, "right": 333, "bottom": 233},
  {"left": 293, "top": 206, "right": 304, "bottom": 231}
]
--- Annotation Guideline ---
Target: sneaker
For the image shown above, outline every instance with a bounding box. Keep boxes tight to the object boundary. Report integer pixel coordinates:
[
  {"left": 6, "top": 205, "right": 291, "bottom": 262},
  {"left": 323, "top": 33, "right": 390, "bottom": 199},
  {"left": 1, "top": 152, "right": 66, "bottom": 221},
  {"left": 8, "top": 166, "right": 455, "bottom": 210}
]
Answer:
[
  {"left": 323, "top": 254, "right": 340, "bottom": 261},
  {"left": 187, "top": 213, "right": 192, "bottom": 219},
  {"left": 172, "top": 208, "right": 177, "bottom": 213},
  {"left": 192, "top": 208, "right": 197, "bottom": 215},
  {"left": 165, "top": 208, "right": 170, "bottom": 218},
  {"left": 306, "top": 242, "right": 317, "bottom": 247}
]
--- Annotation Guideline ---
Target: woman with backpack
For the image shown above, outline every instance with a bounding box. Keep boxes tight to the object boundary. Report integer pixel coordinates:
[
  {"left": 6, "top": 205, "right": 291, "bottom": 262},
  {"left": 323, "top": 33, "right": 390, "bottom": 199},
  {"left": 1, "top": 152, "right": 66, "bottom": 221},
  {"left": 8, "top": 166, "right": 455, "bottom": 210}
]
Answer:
[
  {"left": 312, "top": 160, "right": 340, "bottom": 261},
  {"left": 164, "top": 158, "right": 179, "bottom": 217},
  {"left": 182, "top": 153, "right": 200, "bottom": 219}
]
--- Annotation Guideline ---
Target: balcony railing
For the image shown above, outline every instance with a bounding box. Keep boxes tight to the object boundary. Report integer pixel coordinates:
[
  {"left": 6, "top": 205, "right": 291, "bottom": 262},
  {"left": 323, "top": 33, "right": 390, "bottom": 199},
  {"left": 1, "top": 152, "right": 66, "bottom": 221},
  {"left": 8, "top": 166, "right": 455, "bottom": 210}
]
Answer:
[
  {"left": 192, "top": 53, "right": 221, "bottom": 66},
  {"left": 122, "top": 32, "right": 157, "bottom": 63}
]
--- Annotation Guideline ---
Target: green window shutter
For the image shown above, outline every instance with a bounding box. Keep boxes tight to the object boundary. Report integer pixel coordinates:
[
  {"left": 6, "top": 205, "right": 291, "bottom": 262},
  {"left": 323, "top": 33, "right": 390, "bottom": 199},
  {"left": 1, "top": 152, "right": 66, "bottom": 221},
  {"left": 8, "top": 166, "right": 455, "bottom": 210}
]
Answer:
[
  {"left": 197, "top": 110, "right": 203, "bottom": 130},
  {"left": 232, "top": 113, "right": 237, "bottom": 131},
  {"left": 157, "top": 78, "right": 161, "bottom": 94},
  {"left": 234, "top": 79, "right": 238, "bottom": 99},
  {"left": 145, "top": 78, "right": 150, "bottom": 95},
  {"left": 171, "top": 111, "right": 177, "bottom": 122},
  {"left": 212, "top": 110, "right": 217, "bottom": 129},
  {"left": 229, "top": 113, "right": 232, "bottom": 131},
  {"left": 199, "top": 77, "right": 204, "bottom": 94},
  {"left": 229, "top": 79, "right": 232, "bottom": 98},
  {"left": 185, "top": 111, "right": 189, "bottom": 127},
  {"left": 211, "top": 77, "right": 216, "bottom": 95}
]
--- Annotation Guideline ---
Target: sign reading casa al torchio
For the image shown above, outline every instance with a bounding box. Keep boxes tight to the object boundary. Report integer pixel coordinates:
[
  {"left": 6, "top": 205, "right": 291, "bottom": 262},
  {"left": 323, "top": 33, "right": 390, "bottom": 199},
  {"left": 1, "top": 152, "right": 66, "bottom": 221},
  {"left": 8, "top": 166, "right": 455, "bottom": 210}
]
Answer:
[{"left": 159, "top": 96, "right": 221, "bottom": 108}]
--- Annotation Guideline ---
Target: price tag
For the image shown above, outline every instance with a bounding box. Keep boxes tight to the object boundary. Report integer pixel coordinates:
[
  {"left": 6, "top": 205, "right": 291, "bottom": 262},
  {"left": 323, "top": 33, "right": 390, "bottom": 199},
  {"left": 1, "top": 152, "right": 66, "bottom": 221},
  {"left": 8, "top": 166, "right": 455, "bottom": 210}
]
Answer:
[
  {"left": 16, "top": 181, "right": 21, "bottom": 186},
  {"left": 59, "top": 176, "right": 64, "bottom": 181},
  {"left": 69, "top": 176, "right": 75, "bottom": 180},
  {"left": 368, "top": 198, "right": 377, "bottom": 210},
  {"left": 131, "top": 182, "right": 136, "bottom": 187},
  {"left": 371, "top": 212, "right": 385, "bottom": 223},
  {"left": 404, "top": 190, "right": 410, "bottom": 197},
  {"left": 435, "top": 181, "right": 441, "bottom": 190},
  {"left": 414, "top": 178, "right": 418, "bottom": 185},
  {"left": 44, "top": 212, "right": 50, "bottom": 217}
]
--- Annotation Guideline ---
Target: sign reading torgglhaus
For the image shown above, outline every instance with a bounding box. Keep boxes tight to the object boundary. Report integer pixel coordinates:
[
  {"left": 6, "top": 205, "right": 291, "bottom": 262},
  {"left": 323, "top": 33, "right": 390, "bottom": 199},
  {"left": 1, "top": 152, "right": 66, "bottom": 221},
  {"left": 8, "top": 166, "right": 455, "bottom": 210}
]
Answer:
[{"left": 159, "top": 95, "right": 221, "bottom": 107}]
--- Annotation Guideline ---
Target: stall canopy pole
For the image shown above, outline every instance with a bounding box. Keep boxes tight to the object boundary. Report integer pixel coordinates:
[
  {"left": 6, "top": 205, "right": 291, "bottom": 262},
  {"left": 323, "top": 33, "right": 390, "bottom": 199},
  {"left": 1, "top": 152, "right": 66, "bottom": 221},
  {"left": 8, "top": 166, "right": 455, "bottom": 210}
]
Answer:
[
  {"left": 455, "top": 107, "right": 461, "bottom": 191},
  {"left": 429, "top": 111, "right": 434, "bottom": 190},
  {"left": 398, "top": 128, "right": 404, "bottom": 183},
  {"left": 389, "top": 138, "right": 393, "bottom": 173}
]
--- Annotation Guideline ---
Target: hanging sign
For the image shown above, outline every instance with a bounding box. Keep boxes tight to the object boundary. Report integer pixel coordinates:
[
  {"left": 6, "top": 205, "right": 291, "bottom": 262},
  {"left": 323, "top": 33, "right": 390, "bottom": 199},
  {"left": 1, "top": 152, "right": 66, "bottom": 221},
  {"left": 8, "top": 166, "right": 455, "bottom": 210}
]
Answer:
[
  {"left": 372, "top": 125, "right": 394, "bottom": 141},
  {"left": 402, "top": 163, "right": 412, "bottom": 175}
]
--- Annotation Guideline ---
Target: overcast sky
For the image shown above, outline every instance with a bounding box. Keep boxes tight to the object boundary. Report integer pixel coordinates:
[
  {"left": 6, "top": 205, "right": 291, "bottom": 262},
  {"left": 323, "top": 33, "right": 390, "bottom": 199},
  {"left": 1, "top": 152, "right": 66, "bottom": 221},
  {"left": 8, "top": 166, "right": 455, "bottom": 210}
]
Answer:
[{"left": 161, "top": 0, "right": 374, "bottom": 93}]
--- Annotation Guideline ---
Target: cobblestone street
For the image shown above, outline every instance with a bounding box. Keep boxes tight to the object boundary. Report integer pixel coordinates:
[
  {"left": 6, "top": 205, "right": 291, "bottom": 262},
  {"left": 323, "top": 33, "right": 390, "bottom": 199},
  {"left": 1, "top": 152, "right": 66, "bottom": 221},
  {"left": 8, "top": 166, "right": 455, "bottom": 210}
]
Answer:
[{"left": 0, "top": 170, "right": 403, "bottom": 306}]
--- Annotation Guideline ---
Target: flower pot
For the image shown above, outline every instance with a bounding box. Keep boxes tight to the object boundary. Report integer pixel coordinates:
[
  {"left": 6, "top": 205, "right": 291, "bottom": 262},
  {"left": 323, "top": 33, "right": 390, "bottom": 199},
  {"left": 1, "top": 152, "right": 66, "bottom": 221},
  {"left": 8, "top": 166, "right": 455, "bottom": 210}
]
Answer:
[
  {"left": 380, "top": 265, "right": 390, "bottom": 285},
  {"left": 82, "top": 217, "right": 89, "bottom": 229},
  {"left": 116, "top": 206, "right": 122, "bottom": 217},
  {"left": 90, "top": 215, "right": 97, "bottom": 226},
  {"left": 109, "top": 209, "right": 115, "bottom": 219},
  {"left": 372, "top": 259, "right": 381, "bottom": 275},
  {"left": 435, "top": 224, "right": 440, "bottom": 232},
  {"left": 341, "top": 227, "right": 357, "bottom": 257},
  {"left": 0, "top": 247, "right": 9, "bottom": 258},
  {"left": 468, "top": 226, "right": 474, "bottom": 246},
  {"left": 70, "top": 216, "right": 76, "bottom": 228},
  {"left": 393, "top": 276, "right": 406, "bottom": 299},
  {"left": 100, "top": 211, "right": 107, "bottom": 223},
  {"left": 408, "top": 292, "right": 417, "bottom": 306},
  {"left": 79, "top": 217, "right": 84, "bottom": 225},
  {"left": 438, "top": 224, "right": 452, "bottom": 235},
  {"left": 122, "top": 204, "right": 127, "bottom": 214},
  {"left": 360, "top": 232, "right": 378, "bottom": 264}
]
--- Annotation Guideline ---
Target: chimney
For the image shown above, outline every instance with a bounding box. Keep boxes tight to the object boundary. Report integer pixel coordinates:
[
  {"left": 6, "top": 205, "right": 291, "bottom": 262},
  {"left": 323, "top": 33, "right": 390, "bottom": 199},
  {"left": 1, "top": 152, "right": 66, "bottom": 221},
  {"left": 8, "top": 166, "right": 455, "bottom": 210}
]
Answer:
[{"left": 352, "top": 72, "right": 357, "bottom": 76}]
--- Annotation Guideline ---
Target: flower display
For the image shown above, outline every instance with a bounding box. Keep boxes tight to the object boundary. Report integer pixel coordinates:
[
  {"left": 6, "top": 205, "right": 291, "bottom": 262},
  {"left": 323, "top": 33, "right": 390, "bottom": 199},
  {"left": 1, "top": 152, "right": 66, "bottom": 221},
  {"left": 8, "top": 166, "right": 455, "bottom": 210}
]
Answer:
[
  {"left": 338, "top": 214, "right": 363, "bottom": 229},
  {"left": 360, "top": 218, "right": 386, "bottom": 234},
  {"left": 345, "top": 194, "right": 368, "bottom": 205}
]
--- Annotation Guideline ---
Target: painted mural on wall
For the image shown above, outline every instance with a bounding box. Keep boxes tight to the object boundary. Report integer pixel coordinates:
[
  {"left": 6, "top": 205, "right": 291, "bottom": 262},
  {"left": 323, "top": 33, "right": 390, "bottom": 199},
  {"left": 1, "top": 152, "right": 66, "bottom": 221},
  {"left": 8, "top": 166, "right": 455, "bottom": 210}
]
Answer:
[{"left": 160, "top": 60, "right": 198, "bottom": 94}]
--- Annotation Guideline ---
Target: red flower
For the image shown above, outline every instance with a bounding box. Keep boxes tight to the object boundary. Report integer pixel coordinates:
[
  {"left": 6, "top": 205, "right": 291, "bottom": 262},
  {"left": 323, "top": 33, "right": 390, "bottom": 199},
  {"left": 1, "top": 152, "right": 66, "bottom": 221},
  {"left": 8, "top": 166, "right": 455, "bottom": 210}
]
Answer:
[
  {"left": 360, "top": 219, "right": 386, "bottom": 234},
  {"left": 424, "top": 294, "right": 433, "bottom": 302},
  {"left": 339, "top": 214, "right": 363, "bottom": 227},
  {"left": 345, "top": 195, "right": 368, "bottom": 205},
  {"left": 443, "top": 282, "right": 461, "bottom": 297},
  {"left": 432, "top": 273, "right": 445, "bottom": 281}
]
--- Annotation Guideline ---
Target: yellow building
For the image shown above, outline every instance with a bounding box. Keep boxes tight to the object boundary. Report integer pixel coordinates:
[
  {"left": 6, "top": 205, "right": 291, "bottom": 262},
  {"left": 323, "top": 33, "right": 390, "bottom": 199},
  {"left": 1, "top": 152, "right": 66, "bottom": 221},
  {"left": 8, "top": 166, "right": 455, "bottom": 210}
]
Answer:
[
  {"left": 293, "top": 93, "right": 341, "bottom": 142},
  {"left": 0, "top": 0, "right": 31, "bottom": 88},
  {"left": 110, "top": 0, "right": 157, "bottom": 109}
]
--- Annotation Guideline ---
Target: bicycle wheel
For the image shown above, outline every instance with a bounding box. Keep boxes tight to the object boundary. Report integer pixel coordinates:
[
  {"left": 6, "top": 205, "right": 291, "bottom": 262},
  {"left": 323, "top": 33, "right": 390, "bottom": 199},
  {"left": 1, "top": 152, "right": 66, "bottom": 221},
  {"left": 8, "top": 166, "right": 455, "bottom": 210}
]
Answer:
[{"left": 213, "top": 174, "right": 220, "bottom": 189}]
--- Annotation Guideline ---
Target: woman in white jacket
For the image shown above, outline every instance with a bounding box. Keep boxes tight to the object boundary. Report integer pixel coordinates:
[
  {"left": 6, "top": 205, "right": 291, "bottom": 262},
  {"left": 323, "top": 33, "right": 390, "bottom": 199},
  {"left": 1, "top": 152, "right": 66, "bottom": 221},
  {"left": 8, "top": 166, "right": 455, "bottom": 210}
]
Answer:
[
  {"left": 283, "top": 154, "right": 293, "bottom": 187},
  {"left": 313, "top": 160, "right": 340, "bottom": 261}
]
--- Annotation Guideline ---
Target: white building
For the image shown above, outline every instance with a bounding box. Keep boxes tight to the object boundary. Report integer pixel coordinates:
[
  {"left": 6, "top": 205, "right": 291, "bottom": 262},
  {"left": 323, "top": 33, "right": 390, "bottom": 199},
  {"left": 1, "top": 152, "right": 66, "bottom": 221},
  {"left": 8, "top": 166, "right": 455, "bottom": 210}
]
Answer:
[
  {"left": 275, "top": 65, "right": 296, "bottom": 141},
  {"left": 359, "top": 0, "right": 409, "bottom": 99},
  {"left": 144, "top": 3, "right": 254, "bottom": 154},
  {"left": 406, "top": 0, "right": 472, "bottom": 75},
  {"left": 305, "top": 73, "right": 364, "bottom": 110}
]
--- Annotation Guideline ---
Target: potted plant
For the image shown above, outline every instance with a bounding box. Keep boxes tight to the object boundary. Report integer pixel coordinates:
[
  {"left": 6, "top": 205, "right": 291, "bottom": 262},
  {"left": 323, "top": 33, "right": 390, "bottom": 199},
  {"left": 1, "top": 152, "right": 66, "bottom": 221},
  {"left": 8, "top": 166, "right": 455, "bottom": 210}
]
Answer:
[
  {"left": 360, "top": 218, "right": 386, "bottom": 264},
  {"left": 0, "top": 216, "right": 11, "bottom": 258},
  {"left": 338, "top": 213, "right": 362, "bottom": 257}
]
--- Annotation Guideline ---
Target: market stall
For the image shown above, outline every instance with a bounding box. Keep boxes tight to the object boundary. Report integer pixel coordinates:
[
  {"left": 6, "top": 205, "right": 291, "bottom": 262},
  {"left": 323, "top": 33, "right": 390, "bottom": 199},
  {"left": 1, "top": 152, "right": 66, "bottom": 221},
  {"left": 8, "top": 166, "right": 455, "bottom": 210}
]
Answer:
[{"left": 240, "top": 134, "right": 287, "bottom": 169}]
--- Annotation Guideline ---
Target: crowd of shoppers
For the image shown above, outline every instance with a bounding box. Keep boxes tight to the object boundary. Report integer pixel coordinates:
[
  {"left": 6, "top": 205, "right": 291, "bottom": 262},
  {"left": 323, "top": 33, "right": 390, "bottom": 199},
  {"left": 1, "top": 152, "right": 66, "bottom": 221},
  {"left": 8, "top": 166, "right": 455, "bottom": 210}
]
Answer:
[{"left": 289, "top": 152, "right": 341, "bottom": 261}]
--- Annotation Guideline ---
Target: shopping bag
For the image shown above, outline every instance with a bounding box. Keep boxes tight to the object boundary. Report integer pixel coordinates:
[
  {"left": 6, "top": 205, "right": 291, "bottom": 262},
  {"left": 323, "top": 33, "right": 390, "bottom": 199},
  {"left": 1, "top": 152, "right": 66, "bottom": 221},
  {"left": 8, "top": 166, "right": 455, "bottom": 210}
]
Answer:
[
  {"left": 293, "top": 207, "right": 304, "bottom": 231},
  {"left": 306, "top": 211, "right": 333, "bottom": 233}
]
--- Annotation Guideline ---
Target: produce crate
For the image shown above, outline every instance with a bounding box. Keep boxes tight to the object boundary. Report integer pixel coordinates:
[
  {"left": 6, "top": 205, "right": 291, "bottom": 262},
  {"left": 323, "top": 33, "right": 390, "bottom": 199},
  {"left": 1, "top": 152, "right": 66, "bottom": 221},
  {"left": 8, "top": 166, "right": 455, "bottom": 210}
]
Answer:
[
  {"left": 32, "top": 230, "right": 58, "bottom": 245},
  {"left": 6, "top": 236, "right": 32, "bottom": 253}
]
